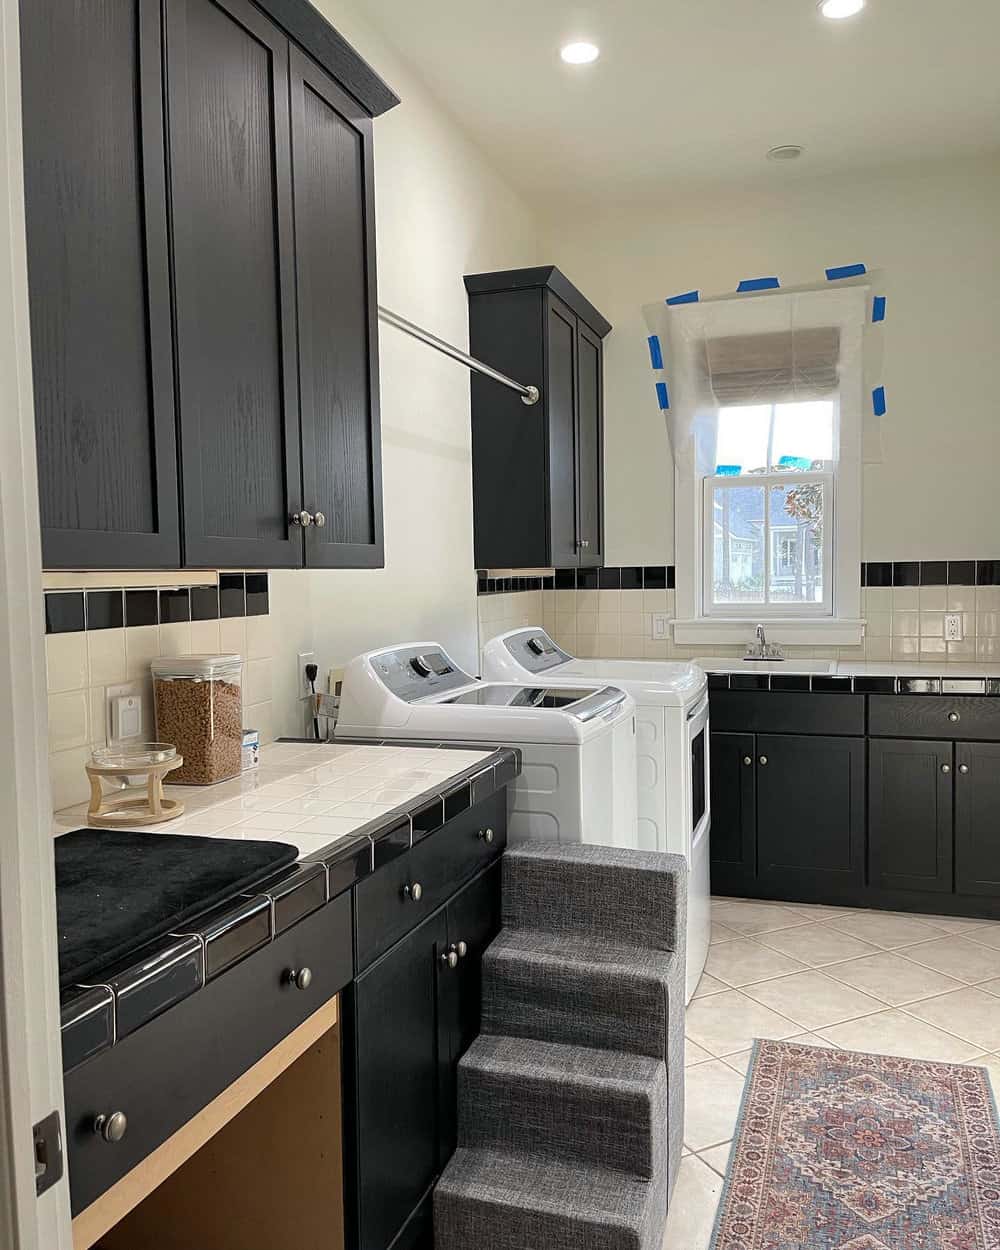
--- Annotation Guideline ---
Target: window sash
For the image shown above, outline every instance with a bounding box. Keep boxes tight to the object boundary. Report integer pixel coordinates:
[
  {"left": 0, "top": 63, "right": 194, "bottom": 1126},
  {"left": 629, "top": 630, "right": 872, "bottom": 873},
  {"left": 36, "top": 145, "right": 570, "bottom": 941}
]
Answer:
[{"left": 702, "top": 471, "right": 834, "bottom": 618}]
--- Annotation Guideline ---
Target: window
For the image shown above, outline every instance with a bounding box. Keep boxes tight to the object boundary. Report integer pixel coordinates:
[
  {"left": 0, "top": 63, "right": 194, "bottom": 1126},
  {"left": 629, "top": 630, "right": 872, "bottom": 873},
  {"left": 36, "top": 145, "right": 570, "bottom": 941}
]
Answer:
[
  {"left": 665, "top": 284, "right": 867, "bottom": 646},
  {"left": 704, "top": 400, "right": 834, "bottom": 617}
]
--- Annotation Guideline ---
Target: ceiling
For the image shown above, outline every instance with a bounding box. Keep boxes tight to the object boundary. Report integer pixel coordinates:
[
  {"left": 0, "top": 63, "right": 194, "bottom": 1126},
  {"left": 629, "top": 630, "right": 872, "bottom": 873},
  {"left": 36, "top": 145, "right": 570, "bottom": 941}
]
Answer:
[{"left": 360, "top": 0, "right": 1000, "bottom": 214}]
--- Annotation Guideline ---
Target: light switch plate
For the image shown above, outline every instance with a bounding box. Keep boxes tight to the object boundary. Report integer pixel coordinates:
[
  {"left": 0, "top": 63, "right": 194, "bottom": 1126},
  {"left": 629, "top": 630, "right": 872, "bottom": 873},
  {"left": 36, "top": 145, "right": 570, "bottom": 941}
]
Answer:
[
  {"left": 651, "top": 613, "right": 669, "bottom": 639},
  {"left": 105, "top": 682, "right": 144, "bottom": 743}
]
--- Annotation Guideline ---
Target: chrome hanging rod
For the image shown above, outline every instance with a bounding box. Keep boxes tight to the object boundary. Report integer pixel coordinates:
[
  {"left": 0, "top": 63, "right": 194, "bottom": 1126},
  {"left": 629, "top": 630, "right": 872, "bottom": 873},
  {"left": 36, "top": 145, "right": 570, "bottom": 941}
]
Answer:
[{"left": 377, "top": 304, "right": 540, "bottom": 405}]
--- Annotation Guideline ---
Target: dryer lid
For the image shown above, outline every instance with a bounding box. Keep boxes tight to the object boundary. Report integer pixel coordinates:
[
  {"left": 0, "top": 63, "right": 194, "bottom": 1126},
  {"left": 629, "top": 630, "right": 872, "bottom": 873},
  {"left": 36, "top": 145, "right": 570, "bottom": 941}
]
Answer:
[{"left": 438, "top": 683, "right": 628, "bottom": 722}]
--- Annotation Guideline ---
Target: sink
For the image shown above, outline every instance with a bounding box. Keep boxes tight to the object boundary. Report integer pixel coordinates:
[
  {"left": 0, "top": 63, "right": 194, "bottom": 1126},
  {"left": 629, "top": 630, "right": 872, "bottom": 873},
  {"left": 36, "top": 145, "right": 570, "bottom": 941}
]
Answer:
[{"left": 692, "top": 657, "right": 838, "bottom": 675}]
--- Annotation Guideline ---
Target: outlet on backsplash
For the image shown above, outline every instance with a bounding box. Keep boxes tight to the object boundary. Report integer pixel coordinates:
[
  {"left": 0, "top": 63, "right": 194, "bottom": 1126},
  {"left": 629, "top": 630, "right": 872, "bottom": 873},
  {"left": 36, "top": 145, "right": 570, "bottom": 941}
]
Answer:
[{"left": 945, "top": 613, "right": 964, "bottom": 641}]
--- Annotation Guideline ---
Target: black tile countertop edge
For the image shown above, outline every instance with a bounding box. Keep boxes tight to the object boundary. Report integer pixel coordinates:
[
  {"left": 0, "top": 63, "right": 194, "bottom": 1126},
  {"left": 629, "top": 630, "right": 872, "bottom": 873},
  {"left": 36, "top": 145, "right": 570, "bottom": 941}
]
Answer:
[
  {"left": 707, "top": 672, "right": 1000, "bottom": 696},
  {"left": 60, "top": 743, "right": 520, "bottom": 1072}
]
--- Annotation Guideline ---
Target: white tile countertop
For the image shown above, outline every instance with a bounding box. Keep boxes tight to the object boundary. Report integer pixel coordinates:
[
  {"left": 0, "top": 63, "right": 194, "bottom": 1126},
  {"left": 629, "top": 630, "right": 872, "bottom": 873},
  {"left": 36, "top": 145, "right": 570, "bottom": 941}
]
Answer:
[{"left": 53, "top": 740, "right": 497, "bottom": 857}]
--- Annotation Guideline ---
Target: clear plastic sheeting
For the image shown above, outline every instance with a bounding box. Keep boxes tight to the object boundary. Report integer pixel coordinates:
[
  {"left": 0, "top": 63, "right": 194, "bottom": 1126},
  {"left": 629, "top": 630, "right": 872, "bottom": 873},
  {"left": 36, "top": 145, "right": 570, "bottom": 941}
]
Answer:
[{"left": 642, "top": 269, "right": 886, "bottom": 470}]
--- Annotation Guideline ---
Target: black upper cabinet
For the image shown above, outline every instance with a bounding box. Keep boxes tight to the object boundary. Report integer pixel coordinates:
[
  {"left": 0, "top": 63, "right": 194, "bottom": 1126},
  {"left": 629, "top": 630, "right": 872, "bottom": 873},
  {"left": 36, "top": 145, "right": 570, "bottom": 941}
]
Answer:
[
  {"left": 22, "top": 0, "right": 393, "bottom": 570},
  {"left": 465, "top": 266, "right": 611, "bottom": 569},
  {"left": 289, "top": 47, "right": 383, "bottom": 568},
  {"left": 21, "top": 0, "right": 180, "bottom": 569},
  {"left": 168, "top": 0, "right": 303, "bottom": 569}
]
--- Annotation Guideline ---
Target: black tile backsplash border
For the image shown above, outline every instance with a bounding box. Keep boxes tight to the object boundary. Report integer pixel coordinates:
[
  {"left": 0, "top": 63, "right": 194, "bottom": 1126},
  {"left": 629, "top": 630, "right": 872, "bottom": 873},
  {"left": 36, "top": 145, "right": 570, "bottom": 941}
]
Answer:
[
  {"left": 706, "top": 670, "right": 999, "bottom": 695},
  {"left": 45, "top": 574, "right": 268, "bottom": 634},
  {"left": 477, "top": 561, "right": 1000, "bottom": 596},
  {"left": 477, "top": 566, "right": 677, "bottom": 594}
]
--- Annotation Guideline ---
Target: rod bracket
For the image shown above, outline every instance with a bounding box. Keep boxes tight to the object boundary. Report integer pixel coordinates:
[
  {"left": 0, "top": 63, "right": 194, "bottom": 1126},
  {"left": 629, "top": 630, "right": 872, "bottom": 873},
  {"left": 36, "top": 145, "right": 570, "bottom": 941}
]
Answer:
[{"left": 521, "top": 385, "right": 541, "bottom": 406}]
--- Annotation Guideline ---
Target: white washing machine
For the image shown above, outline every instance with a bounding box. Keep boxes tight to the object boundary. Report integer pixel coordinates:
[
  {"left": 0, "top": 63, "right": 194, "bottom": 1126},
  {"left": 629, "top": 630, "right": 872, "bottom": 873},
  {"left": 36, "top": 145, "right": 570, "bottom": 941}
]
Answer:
[
  {"left": 482, "top": 627, "right": 710, "bottom": 1002},
  {"left": 337, "top": 642, "right": 637, "bottom": 847}
]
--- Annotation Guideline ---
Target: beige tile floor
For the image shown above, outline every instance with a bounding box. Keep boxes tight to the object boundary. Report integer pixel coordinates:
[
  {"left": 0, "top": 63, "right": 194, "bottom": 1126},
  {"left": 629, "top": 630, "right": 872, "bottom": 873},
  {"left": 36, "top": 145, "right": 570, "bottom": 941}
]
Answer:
[{"left": 662, "top": 896, "right": 1000, "bottom": 1249}]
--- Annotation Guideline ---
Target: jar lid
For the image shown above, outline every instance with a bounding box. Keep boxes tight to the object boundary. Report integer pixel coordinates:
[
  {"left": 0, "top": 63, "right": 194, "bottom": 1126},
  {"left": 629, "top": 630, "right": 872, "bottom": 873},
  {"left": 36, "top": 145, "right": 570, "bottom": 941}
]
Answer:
[{"left": 151, "top": 654, "right": 242, "bottom": 678}]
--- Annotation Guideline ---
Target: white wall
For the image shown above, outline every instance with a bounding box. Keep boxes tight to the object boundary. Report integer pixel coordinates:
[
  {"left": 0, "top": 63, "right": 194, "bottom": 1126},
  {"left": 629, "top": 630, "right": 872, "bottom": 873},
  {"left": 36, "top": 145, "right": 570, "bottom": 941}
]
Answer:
[
  {"left": 542, "top": 156, "right": 1000, "bottom": 566},
  {"left": 269, "top": 0, "right": 539, "bottom": 736}
]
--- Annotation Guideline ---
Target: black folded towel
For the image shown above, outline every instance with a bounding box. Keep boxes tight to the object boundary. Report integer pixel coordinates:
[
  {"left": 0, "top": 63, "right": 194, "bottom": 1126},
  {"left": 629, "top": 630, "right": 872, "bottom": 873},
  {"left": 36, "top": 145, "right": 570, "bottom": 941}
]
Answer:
[{"left": 56, "top": 828, "right": 298, "bottom": 989}]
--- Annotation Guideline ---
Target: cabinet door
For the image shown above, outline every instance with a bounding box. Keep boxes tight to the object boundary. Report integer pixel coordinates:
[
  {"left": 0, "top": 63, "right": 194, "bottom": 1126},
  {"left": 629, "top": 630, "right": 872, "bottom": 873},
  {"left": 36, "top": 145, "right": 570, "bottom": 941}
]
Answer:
[
  {"left": 167, "top": 0, "right": 302, "bottom": 568},
  {"left": 546, "top": 296, "right": 579, "bottom": 567},
  {"left": 709, "top": 732, "right": 756, "bottom": 893},
  {"left": 575, "top": 321, "right": 604, "bottom": 567},
  {"left": 869, "top": 738, "right": 953, "bottom": 893},
  {"left": 289, "top": 47, "right": 384, "bottom": 569},
  {"left": 354, "top": 911, "right": 448, "bottom": 1250},
  {"left": 956, "top": 741, "right": 1000, "bottom": 897},
  {"left": 437, "top": 864, "right": 502, "bottom": 1160},
  {"left": 21, "top": 0, "right": 180, "bottom": 568},
  {"left": 757, "top": 734, "right": 865, "bottom": 892}
]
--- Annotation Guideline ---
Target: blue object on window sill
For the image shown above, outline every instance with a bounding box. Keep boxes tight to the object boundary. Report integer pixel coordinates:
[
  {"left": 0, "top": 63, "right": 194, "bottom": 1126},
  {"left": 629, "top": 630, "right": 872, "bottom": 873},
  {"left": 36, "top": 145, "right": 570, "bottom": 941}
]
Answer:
[
  {"left": 716, "top": 464, "right": 742, "bottom": 476},
  {"left": 777, "top": 455, "right": 811, "bottom": 470}
]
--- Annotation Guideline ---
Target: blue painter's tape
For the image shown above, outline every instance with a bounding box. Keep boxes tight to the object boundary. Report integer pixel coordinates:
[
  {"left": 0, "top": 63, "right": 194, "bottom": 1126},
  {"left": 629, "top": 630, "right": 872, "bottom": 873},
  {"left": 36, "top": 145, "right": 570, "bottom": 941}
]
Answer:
[
  {"left": 655, "top": 381, "right": 670, "bottom": 410},
  {"left": 826, "top": 263, "right": 867, "bottom": 280},
  {"left": 737, "top": 277, "right": 780, "bottom": 292},
  {"left": 872, "top": 386, "right": 886, "bottom": 417},
  {"left": 647, "top": 334, "right": 664, "bottom": 370},
  {"left": 716, "top": 464, "right": 741, "bottom": 476},
  {"left": 666, "top": 290, "right": 699, "bottom": 305},
  {"left": 872, "top": 295, "right": 886, "bottom": 323}
]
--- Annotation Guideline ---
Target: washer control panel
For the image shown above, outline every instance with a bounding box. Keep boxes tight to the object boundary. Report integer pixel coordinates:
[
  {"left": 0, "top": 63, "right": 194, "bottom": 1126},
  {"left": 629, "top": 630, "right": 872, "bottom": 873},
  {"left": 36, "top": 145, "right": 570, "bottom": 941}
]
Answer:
[
  {"left": 503, "top": 629, "right": 572, "bottom": 674},
  {"left": 370, "top": 646, "right": 473, "bottom": 701}
]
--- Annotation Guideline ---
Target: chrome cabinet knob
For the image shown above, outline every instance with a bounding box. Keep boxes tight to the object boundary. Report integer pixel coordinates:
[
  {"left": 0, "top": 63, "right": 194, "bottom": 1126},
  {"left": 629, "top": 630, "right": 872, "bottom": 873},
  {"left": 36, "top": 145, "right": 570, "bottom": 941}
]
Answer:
[
  {"left": 948, "top": 711, "right": 960, "bottom": 723},
  {"left": 456, "top": 940, "right": 468, "bottom": 959},
  {"left": 578, "top": 539, "right": 590, "bottom": 549},
  {"left": 94, "top": 1112, "right": 128, "bottom": 1144},
  {"left": 959, "top": 763, "right": 970, "bottom": 775},
  {"left": 941, "top": 764, "right": 951, "bottom": 774},
  {"left": 313, "top": 511, "right": 326, "bottom": 528},
  {"left": 441, "top": 949, "right": 459, "bottom": 969},
  {"left": 743, "top": 756, "right": 752, "bottom": 766},
  {"left": 403, "top": 882, "right": 423, "bottom": 902},
  {"left": 478, "top": 827, "right": 495, "bottom": 844},
  {"left": 759, "top": 755, "right": 768, "bottom": 766},
  {"left": 285, "top": 967, "right": 313, "bottom": 990},
  {"left": 290, "top": 510, "right": 314, "bottom": 528}
]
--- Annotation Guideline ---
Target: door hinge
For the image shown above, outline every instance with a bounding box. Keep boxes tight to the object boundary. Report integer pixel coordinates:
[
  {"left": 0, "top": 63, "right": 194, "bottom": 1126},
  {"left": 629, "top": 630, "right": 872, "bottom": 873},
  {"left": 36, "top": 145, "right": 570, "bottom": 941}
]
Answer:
[{"left": 33, "top": 1110, "right": 63, "bottom": 1196}]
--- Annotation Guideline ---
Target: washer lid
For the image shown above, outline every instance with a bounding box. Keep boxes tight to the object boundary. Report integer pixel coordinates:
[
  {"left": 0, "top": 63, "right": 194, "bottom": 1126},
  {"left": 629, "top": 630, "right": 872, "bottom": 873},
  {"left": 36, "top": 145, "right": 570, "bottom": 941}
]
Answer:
[{"left": 437, "top": 683, "right": 628, "bottom": 722}]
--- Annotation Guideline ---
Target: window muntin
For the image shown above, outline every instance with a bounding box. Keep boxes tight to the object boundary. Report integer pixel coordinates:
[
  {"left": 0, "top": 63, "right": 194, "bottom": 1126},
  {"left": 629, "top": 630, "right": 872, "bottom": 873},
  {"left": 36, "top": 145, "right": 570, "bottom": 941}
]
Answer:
[{"left": 705, "top": 472, "right": 832, "bottom": 616}]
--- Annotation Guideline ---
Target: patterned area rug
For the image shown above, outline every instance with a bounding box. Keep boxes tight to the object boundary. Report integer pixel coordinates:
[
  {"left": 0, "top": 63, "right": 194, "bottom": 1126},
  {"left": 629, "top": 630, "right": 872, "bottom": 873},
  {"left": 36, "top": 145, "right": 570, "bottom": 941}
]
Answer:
[{"left": 710, "top": 1039, "right": 1000, "bottom": 1250}]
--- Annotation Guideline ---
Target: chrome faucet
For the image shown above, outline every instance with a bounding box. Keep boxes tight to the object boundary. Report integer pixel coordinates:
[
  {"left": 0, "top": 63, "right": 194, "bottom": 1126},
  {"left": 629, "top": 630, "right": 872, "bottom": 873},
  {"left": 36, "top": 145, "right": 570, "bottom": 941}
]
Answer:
[{"left": 745, "top": 623, "right": 784, "bottom": 662}]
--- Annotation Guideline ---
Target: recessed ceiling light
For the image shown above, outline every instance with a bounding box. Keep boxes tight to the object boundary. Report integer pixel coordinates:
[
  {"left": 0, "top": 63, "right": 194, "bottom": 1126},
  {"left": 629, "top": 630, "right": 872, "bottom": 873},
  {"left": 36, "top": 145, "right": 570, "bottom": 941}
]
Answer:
[
  {"left": 818, "top": 0, "right": 865, "bottom": 18},
  {"left": 767, "top": 144, "right": 805, "bottom": 161},
  {"left": 560, "top": 41, "right": 600, "bottom": 65}
]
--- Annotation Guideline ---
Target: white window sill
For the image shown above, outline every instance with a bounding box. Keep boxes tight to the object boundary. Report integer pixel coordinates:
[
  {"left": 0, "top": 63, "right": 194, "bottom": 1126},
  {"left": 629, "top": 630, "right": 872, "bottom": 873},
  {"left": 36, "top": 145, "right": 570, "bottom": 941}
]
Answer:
[{"left": 672, "top": 618, "right": 865, "bottom": 647}]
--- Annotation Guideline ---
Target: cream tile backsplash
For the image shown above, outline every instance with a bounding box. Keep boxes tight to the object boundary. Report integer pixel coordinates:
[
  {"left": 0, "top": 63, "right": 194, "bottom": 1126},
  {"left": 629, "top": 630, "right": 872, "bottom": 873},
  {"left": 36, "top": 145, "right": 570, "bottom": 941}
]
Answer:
[
  {"left": 45, "top": 588, "right": 273, "bottom": 813},
  {"left": 477, "top": 586, "right": 1000, "bottom": 665}
]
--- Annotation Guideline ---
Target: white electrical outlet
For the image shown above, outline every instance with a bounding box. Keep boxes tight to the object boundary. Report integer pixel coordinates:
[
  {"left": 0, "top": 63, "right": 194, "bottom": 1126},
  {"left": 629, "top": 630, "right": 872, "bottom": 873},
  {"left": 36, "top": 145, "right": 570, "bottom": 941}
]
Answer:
[
  {"left": 298, "top": 651, "right": 317, "bottom": 698},
  {"left": 944, "top": 613, "right": 964, "bottom": 642},
  {"left": 651, "top": 613, "right": 669, "bottom": 640}
]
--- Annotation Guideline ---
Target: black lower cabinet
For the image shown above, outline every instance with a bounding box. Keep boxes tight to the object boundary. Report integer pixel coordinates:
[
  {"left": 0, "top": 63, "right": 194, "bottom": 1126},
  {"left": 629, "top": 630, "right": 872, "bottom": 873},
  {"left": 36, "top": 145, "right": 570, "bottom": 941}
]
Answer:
[
  {"left": 756, "top": 734, "right": 865, "bottom": 893},
  {"left": 869, "top": 738, "right": 953, "bottom": 893},
  {"left": 955, "top": 741, "right": 1000, "bottom": 897},
  {"left": 709, "top": 732, "right": 756, "bottom": 895},
  {"left": 348, "top": 861, "right": 502, "bottom": 1250}
]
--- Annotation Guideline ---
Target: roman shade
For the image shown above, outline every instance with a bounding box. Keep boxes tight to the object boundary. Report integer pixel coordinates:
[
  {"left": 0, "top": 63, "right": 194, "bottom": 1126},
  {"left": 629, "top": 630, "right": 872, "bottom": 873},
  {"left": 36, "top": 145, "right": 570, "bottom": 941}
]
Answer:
[{"left": 702, "top": 326, "right": 841, "bottom": 405}]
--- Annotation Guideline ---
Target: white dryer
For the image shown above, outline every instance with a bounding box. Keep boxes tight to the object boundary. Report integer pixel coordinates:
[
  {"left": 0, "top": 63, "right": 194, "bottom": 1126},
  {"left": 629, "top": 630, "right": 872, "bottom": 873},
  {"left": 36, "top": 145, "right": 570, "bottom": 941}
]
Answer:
[
  {"left": 337, "top": 642, "right": 637, "bottom": 847},
  {"left": 482, "top": 627, "right": 710, "bottom": 1002}
]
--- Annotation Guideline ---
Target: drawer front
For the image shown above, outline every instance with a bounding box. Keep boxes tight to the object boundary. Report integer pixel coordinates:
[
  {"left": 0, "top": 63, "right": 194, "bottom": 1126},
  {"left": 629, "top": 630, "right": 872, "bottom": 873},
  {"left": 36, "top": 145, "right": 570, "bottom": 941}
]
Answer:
[
  {"left": 64, "top": 892, "right": 352, "bottom": 1215},
  {"left": 710, "top": 690, "right": 865, "bottom": 736},
  {"left": 355, "top": 790, "right": 506, "bottom": 971},
  {"left": 869, "top": 695, "right": 1000, "bottom": 742}
]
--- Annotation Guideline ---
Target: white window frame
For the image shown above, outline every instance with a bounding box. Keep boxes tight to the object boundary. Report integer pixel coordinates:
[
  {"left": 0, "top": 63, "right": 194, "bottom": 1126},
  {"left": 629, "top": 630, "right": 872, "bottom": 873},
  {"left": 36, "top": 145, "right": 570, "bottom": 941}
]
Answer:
[
  {"left": 672, "top": 287, "right": 865, "bottom": 647},
  {"left": 703, "top": 470, "right": 834, "bottom": 618}
]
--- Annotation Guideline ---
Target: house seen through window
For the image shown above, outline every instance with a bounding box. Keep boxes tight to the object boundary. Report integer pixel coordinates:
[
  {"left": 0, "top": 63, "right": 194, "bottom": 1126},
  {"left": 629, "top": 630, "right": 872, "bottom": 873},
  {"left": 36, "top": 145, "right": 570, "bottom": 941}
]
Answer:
[{"left": 706, "top": 400, "right": 835, "bottom": 615}]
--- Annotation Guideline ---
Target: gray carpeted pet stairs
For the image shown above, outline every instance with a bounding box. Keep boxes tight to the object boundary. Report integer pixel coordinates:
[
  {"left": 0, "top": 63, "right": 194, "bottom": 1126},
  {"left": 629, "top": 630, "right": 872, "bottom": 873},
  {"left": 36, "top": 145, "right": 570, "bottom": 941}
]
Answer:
[{"left": 434, "top": 841, "right": 687, "bottom": 1250}]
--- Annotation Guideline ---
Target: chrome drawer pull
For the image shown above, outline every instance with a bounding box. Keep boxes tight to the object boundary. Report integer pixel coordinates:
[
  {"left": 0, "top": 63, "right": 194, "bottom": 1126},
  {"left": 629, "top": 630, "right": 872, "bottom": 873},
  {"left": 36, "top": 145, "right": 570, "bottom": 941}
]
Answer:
[
  {"left": 441, "top": 948, "right": 459, "bottom": 969},
  {"left": 456, "top": 940, "right": 468, "bottom": 959},
  {"left": 402, "top": 882, "right": 423, "bottom": 902},
  {"left": 948, "top": 711, "right": 961, "bottom": 723},
  {"left": 285, "top": 967, "right": 313, "bottom": 990},
  {"left": 477, "top": 827, "right": 495, "bottom": 844}
]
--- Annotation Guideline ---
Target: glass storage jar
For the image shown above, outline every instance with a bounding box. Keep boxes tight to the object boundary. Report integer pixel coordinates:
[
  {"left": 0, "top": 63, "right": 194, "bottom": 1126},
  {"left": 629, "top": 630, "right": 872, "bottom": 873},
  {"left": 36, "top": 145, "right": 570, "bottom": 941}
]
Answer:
[{"left": 152, "top": 655, "right": 243, "bottom": 784}]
